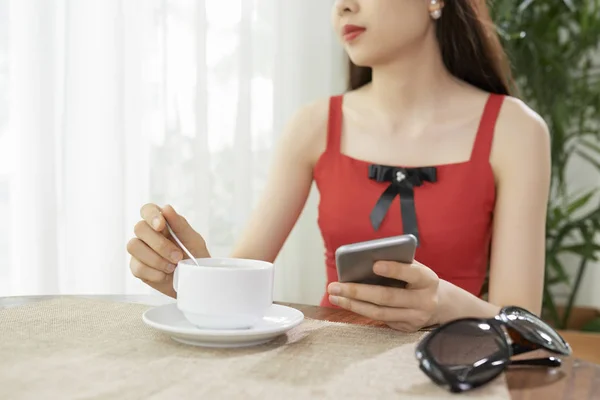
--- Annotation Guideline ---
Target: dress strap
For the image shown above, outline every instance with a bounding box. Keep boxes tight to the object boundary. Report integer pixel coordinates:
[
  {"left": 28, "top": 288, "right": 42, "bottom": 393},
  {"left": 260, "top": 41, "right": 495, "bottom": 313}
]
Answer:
[
  {"left": 470, "top": 93, "right": 505, "bottom": 163},
  {"left": 326, "top": 95, "right": 343, "bottom": 154}
]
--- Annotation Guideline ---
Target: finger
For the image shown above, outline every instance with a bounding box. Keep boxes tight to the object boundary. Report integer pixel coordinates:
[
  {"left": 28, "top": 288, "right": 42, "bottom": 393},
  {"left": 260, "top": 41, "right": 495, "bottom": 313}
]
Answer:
[
  {"left": 127, "top": 237, "right": 177, "bottom": 274},
  {"left": 373, "top": 260, "right": 437, "bottom": 289},
  {"left": 133, "top": 220, "right": 183, "bottom": 264},
  {"left": 161, "top": 204, "right": 208, "bottom": 257},
  {"left": 328, "top": 282, "right": 415, "bottom": 308},
  {"left": 329, "top": 295, "right": 421, "bottom": 323},
  {"left": 161, "top": 204, "right": 192, "bottom": 234},
  {"left": 129, "top": 257, "right": 168, "bottom": 284},
  {"left": 140, "top": 203, "right": 164, "bottom": 232}
]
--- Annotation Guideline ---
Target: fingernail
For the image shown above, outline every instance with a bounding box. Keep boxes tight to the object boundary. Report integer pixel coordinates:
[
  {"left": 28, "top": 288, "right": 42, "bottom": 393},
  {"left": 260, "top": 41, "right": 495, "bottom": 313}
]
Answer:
[
  {"left": 170, "top": 251, "right": 182, "bottom": 263},
  {"left": 152, "top": 217, "right": 161, "bottom": 230},
  {"left": 329, "top": 295, "right": 339, "bottom": 306},
  {"left": 329, "top": 283, "right": 341, "bottom": 295},
  {"left": 166, "top": 264, "right": 176, "bottom": 273}
]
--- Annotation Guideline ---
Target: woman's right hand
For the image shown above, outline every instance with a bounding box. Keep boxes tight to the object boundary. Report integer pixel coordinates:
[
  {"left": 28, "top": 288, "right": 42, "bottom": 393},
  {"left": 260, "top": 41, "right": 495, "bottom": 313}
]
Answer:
[{"left": 126, "top": 203, "right": 210, "bottom": 298}]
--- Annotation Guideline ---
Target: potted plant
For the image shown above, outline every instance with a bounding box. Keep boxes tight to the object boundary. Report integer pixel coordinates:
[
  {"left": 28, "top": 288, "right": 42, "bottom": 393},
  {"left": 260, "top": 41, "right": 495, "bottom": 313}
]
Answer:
[{"left": 489, "top": 0, "right": 600, "bottom": 331}]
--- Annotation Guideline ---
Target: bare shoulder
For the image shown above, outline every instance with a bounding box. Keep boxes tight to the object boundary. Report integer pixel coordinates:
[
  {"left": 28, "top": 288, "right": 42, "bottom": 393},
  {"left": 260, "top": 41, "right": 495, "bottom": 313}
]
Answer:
[
  {"left": 278, "top": 96, "right": 332, "bottom": 165},
  {"left": 286, "top": 96, "right": 330, "bottom": 137},
  {"left": 494, "top": 96, "right": 551, "bottom": 154},
  {"left": 491, "top": 95, "right": 551, "bottom": 180}
]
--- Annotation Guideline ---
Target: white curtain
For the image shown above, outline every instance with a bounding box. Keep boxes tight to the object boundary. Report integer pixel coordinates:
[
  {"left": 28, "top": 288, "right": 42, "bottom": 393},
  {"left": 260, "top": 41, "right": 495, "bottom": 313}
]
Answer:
[{"left": 1, "top": 0, "right": 346, "bottom": 304}]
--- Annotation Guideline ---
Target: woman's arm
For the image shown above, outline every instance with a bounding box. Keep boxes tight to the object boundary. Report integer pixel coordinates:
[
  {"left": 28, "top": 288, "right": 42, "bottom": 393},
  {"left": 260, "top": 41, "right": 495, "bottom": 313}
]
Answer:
[
  {"left": 435, "top": 97, "right": 551, "bottom": 322},
  {"left": 486, "top": 97, "right": 551, "bottom": 314},
  {"left": 230, "top": 99, "right": 329, "bottom": 262}
]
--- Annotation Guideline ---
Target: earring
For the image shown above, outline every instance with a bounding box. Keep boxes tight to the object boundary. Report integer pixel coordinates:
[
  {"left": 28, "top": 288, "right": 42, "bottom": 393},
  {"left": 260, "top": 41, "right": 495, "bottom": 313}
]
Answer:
[{"left": 429, "top": 0, "right": 444, "bottom": 20}]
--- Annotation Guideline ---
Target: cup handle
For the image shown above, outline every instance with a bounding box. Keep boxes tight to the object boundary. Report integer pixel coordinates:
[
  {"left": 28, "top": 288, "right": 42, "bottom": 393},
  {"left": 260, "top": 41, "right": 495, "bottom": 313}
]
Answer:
[{"left": 173, "top": 266, "right": 179, "bottom": 292}]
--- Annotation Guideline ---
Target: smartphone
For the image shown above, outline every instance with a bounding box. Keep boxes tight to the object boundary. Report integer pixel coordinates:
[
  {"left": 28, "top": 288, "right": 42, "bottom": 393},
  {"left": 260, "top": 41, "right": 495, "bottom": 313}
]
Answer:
[{"left": 335, "top": 234, "right": 417, "bottom": 288}]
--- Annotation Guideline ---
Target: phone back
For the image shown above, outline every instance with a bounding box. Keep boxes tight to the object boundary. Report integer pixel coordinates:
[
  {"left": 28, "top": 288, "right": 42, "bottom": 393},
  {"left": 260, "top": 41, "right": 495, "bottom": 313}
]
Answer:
[{"left": 335, "top": 235, "right": 417, "bottom": 288}]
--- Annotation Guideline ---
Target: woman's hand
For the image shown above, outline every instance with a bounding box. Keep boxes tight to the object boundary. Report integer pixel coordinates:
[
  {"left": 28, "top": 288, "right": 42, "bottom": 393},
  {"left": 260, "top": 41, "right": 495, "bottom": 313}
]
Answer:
[
  {"left": 126, "top": 204, "right": 210, "bottom": 298},
  {"left": 327, "top": 260, "right": 441, "bottom": 332}
]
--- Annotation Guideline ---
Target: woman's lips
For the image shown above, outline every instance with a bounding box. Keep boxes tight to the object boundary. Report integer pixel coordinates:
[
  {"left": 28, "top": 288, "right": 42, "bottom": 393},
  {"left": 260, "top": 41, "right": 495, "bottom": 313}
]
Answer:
[{"left": 342, "top": 24, "right": 366, "bottom": 42}]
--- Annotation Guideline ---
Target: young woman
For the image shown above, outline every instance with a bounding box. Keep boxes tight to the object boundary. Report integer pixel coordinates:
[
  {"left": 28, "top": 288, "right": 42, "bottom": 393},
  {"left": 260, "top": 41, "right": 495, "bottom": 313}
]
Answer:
[{"left": 126, "top": 0, "right": 550, "bottom": 332}]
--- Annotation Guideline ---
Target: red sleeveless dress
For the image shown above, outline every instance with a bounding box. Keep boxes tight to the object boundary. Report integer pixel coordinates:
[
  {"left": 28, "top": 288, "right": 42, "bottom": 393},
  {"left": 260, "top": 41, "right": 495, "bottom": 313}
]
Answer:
[{"left": 313, "top": 93, "right": 504, "bottom": 308}]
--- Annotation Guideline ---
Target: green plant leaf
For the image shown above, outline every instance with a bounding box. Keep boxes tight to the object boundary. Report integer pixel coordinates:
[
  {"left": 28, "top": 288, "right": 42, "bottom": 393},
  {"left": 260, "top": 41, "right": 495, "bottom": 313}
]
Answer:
[
  {"left": 547, "top": 206, "right": 564, "bottom": 231},
  {"left": 566, "top": 189, "right": 597, "bottom": 215},
  {"left": 581, "top": 317, "right": 600, "bottom": 333},
  {"left": 547, "top": 276, "right": 565, "bottom": 285},
  {"left": 547, "top": 256, "right": 570, "bottom": 285},
  {"left": 558, "top": 244, "right": 600, "bottom": 261},
  {"left": 518, "top": 0, "right": 535, "bottom": 13},
  {"left": 562, "top": 0, "right": 576, "bottom": 12},
  {"left": 543, "top": 284, "right": 561, "bottom": 328}
]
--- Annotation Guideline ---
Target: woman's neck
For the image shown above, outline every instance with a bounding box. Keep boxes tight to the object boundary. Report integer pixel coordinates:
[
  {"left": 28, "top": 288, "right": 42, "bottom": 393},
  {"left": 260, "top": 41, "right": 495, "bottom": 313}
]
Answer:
[{"left": 365, "top": 36, "right": 461, "bottom": 118}]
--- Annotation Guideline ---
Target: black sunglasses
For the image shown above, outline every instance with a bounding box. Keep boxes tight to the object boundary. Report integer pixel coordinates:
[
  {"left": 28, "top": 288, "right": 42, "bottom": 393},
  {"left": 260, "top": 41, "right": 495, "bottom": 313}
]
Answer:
[{"left": 415, "top": 305, "right": 572, "bottom": 393}]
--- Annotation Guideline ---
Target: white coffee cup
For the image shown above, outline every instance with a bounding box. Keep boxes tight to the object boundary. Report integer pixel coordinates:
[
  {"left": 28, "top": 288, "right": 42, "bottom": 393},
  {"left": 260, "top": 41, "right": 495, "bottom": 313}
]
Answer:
[{"left": 173, "top": 257, "right": 274, "bottom": 330}]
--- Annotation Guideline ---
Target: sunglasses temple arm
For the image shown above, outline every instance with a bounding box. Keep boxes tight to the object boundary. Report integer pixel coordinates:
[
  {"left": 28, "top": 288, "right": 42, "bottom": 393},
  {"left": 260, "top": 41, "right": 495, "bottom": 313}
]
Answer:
[{"left": 510, "top": 356, "right": 562, "bottom": 368}]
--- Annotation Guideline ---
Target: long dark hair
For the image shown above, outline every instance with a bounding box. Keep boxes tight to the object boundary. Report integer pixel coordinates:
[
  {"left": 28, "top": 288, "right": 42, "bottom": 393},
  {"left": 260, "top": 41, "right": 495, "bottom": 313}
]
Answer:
[{"left": 348, "top": 0, "right": 513, "bottom": 95}]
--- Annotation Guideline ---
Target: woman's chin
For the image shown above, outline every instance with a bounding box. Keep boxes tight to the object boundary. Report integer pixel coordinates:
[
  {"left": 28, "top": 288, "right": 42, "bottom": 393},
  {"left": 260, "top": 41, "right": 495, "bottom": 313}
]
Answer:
[{"left": 348, "top": 56, "right": 374, "bottom": 68}]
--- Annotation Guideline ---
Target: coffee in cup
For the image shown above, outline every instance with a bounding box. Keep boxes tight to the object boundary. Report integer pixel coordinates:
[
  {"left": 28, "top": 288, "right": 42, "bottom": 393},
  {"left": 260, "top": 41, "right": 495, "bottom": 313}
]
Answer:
[{"left": 173, "top": 257, "right": 274, "bottom": 330}]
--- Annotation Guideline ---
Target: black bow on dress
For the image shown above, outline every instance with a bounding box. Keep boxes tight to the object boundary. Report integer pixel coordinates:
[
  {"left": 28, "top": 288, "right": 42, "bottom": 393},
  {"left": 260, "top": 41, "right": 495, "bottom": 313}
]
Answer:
[{"left": 368, "top": 164, "right": 437, "bottom": 244}]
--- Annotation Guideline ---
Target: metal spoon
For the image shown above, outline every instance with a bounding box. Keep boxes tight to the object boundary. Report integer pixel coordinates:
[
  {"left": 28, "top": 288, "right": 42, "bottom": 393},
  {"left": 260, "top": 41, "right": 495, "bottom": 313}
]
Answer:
[{"left": 164, "top": 219, "right": 201, "bottom": 268}]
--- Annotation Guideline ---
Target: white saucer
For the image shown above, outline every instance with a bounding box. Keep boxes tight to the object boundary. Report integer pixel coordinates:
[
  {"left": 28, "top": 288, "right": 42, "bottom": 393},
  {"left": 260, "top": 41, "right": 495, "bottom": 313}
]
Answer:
[{"left": 142, "top": 303, "right": 305, "bottom": 348}]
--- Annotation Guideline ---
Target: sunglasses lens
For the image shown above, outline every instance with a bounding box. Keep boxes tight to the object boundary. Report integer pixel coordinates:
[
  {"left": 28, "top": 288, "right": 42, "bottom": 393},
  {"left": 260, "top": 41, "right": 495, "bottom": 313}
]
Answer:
[
  {"left": 502, "top": 306, "right": 571, "bottom": 355},
  {"left": 426, "top": 320, "right": 508, "bottom": 385}
]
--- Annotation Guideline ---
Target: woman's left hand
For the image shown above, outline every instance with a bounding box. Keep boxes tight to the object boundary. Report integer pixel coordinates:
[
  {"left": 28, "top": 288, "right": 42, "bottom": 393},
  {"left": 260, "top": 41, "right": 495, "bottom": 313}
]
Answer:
[{"left": 327, "top": 260, "right": 441, "bottom": 332}]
